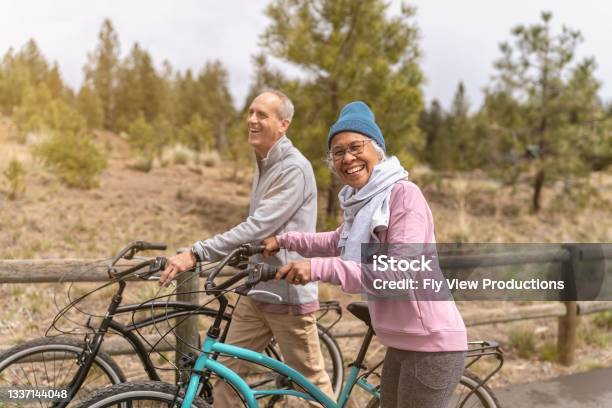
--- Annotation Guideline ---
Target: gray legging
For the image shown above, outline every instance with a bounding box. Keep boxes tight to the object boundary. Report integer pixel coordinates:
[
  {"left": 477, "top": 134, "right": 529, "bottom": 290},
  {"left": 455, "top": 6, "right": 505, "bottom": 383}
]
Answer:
[{"left": 380, "top": 348, "right": 466, "bottom": 408}]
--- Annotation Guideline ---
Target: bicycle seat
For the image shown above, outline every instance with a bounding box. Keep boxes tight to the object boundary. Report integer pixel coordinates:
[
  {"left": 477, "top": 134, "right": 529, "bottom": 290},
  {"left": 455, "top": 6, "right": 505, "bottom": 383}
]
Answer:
[{"left": 347, "top": 302, "right": 372, "bottom": 328}]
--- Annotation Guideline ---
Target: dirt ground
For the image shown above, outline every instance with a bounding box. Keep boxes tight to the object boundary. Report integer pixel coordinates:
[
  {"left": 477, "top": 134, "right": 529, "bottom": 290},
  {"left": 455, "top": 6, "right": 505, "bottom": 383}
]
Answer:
[{"left": 1, "top": 116, "right": 611, "bottom": 399}]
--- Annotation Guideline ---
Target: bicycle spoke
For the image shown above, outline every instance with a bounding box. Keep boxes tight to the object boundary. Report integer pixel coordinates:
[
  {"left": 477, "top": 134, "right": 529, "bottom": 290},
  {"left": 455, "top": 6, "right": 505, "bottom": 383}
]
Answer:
[
  {"left": 55, "top": 352, "right": 74, "bottom": 386},
  {"left": 0, "top": 340, "right": 124, "bottom": 408}
]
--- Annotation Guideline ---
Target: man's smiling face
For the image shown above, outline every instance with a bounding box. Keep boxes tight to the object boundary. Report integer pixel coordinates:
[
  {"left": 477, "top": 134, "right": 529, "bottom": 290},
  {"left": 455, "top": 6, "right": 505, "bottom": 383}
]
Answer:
[{"left": 247, "top": 92, "right": 289, "bottom": 158}]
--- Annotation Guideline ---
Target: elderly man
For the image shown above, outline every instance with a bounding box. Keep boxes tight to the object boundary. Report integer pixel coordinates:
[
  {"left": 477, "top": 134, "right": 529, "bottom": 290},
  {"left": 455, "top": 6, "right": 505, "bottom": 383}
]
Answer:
[{"left": 159, "top": 89, "right": 333, "bottom": 406}]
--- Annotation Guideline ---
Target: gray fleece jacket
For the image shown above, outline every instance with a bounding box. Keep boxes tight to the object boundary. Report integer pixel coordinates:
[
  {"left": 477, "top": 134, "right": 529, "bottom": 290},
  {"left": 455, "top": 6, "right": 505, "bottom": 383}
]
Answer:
[{"left": 192, "top": 136, "right": 318, "bottom": 305}]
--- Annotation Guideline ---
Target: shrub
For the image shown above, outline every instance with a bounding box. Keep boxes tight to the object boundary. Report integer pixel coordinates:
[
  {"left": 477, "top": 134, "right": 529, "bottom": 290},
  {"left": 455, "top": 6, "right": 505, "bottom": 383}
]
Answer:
[
  {"left": 198, "top": 150, "right": 221, "bottom": 168},
  {"left": 160, "top": 144, "right": 196, "bottom": 166},
  {"left": 129, "top": 155, "right": 154, "bottom": 173},
  {"left": 33, "top": 131, "right": 107, "bottom": 188},
  {"left": 126, "top": 113, "right": 156, "bottom": 158},
  {"left": 173, "top": 149, "right": 190, "bottom": 165},
  {"left": 126, "top": 114, "right": 172, "bottom": 161},
  {"left": 579, "top": 326, "right": 610, "bottom": 348},
  {"left": 593, "top": 311, "right": 612, "bottom": 330},
  {"left": 3, "top": 158, "right": 26, "bottom": 199},
  {"left": 14, "top": 84, "right": 87, "bottom": 138},
  {"left": 508, "top": 327, "right": 536, "bottom": 359},
  {"left": 538, "top": 340, "right": 557, "bottom": 362},
  {"left": 177, "top": 114, "right": 213, "bottom": 152}
]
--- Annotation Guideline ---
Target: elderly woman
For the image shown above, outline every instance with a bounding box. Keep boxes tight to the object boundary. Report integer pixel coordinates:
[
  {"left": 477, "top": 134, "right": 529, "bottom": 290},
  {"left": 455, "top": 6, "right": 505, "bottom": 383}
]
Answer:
[{"left": 263, "top": 101, "right": 467, "bottom": 408}]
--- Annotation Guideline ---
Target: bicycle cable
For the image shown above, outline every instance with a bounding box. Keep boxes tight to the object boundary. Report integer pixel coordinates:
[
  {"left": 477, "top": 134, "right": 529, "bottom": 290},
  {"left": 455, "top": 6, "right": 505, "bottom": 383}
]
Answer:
[{"left": 133, "top": 284, "right": 241, "bottom": 371}]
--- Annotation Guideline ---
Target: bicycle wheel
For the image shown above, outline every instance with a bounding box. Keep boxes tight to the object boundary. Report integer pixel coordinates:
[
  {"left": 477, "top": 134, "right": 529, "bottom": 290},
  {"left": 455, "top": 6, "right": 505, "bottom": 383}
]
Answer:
[
  {"left": 364, "top": 370, "right": 501, "bottom": 408},
  {"left": 450, "top": 371, "right": 501, "bottom": 408},
  {"left": 73, "top": 381, "right": 210, "bottom": 408},
  {"left": 317, "top": 326, "right": 344, "bottom": 398},
  {"left": 0, "top": 337, "right": 126, "bottom": 407}
]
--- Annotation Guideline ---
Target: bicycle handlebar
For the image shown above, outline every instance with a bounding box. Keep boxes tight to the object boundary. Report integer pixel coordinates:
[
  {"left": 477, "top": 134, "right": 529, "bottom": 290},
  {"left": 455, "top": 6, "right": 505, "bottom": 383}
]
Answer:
[
  {"left": 205, "top": 243, "right": 266, "bottom": 290},
  {"left": 108, "top": 241, "right": 168, "bottom": 274},
  {"left": 247, "top": 263, "right": 278, "bottom": 284},
  {"left": 109, "top": 256, "right": 167, "bottom": 281},
  {"left": 209, "top": 262, "right": 278, "bottom": 293},
  {"left": 139, "top": 241, "right": 167, "bottom": 251}
]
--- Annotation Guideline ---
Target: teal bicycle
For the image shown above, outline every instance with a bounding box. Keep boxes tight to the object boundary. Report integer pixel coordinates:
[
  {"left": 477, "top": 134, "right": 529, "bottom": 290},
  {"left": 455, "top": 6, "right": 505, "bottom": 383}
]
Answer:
[{"left": 75, "top": 244, "right": 503, "bottom": 407}]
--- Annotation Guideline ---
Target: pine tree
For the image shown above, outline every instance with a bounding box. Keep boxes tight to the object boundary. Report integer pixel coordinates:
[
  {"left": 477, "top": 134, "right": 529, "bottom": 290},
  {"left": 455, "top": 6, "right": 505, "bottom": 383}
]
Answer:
[
  {"left": 175, "top": 69, "right": 199, "bottom": 127},
  {"left": 260, "top": 0, "right": 424, "bottom": 218},
  {"left": 77, "top": 85, "right": 104, "bottom": 129},
  {"left": 46, "top": 62, "right": 65, "bottom": 100},
  {"left": 195, "top": 61, "right": 234, "bottom": 153},
  {"left": 158, "top": 59, "right": 178, "bottom": 128},
  {"left": 0, "top": 40, "right": 59, "bottom": 112},
  {"left": 19, "top": 39, "right": 49, "bottom": 85},
  {"left": 487, "top": 11, "right": 604, "bottom": 211},
  {"left": 0, "top": 48, "right": 27, "bottom": 112},
  {"left": 84, "top": 19, "right": 120, "bottom": 130},
  {"left": 419, "top": 99, "right": 444, "bottom": 154},
  {"left": 114, "top": 43, "right": 164, "bottom": 126}
]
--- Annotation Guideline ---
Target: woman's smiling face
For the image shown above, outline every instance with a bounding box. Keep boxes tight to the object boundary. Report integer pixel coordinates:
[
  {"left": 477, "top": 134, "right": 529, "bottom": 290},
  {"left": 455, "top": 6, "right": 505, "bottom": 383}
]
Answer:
[{"left": 330, "top": 132, "right": 381, "bottom": 189}]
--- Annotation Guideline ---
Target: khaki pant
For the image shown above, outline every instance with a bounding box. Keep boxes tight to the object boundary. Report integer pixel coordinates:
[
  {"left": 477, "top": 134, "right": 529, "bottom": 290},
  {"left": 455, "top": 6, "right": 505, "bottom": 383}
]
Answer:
[{"left": 212, "top": 298, "right": 334, "bottom": 407}]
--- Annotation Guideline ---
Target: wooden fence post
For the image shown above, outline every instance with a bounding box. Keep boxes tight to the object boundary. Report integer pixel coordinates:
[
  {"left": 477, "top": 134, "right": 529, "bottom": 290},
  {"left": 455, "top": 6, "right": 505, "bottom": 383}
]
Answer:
[
  {"left": 558, "top": 245, "right": 579, "bottom": 366},
  {"left": 175, "top": 250, "right": 200, "bottom": 383},
  {"left": 558, "top": 301, "right": 578, "bottom": 365}
]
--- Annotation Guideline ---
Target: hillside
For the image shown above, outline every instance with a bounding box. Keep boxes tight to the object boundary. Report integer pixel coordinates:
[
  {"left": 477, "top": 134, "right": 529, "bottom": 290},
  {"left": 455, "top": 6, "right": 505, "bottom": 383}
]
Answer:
[
  {"left": 1, "top": 118, "right": 611, "bottom": 392},
  {"left": 1, "top": 117, "right": 610, "bottom": 260}
]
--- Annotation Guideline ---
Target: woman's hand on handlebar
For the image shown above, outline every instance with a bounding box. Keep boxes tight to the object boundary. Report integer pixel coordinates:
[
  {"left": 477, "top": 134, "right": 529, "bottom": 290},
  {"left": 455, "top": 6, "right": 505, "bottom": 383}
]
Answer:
[
  {"left": 275, "top": 260, "right": 311, "bottom": 285},
  {"left": 159, "top": 251, "right": 196, "bottom": 287},
  {"left": 262, "top": 236, "right": 280, "bottom": 259}
]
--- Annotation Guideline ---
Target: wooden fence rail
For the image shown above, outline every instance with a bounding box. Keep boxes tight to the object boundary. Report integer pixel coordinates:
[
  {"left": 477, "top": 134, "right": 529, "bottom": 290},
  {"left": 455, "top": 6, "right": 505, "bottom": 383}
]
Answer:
[
  {"left": 1, "top": 243, "right": 610, "bottom": 366},
  {"left": 1, "top": 300, "right": 610, "bottom": 356}
]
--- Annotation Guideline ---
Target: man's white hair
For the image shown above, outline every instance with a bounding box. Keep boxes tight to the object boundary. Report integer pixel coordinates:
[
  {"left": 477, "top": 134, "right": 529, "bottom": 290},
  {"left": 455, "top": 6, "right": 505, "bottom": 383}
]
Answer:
[{"left": 259, "top": 89, "right": 294, "bottom": 122}]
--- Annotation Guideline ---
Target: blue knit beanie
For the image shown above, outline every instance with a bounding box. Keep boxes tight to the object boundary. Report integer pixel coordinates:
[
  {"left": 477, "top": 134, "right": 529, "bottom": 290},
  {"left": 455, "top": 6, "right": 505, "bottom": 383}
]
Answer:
[{"left": 328, "top": 101, "right": 385, "bottom": 152}]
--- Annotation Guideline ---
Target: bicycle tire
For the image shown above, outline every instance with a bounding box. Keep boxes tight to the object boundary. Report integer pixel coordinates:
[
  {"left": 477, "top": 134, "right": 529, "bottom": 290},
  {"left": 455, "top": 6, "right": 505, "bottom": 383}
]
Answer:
[
  {"left": 364, "top": 370, "right": 502, "bottom": 408},
  {"left": 0, "top": 336, "right": 126, "bottom": 407},
  {"left": 72, "top": 380, "right": 210, "bottom": 408},
  {"left": 317, "top": 326, "right": 344, "bottom": 398}
]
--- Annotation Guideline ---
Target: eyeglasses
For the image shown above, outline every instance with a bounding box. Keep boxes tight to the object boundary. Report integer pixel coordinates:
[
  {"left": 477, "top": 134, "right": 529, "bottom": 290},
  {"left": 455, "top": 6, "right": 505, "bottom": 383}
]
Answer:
[{"left": 328, "top": 140, "right": 373, "bottom": 162}]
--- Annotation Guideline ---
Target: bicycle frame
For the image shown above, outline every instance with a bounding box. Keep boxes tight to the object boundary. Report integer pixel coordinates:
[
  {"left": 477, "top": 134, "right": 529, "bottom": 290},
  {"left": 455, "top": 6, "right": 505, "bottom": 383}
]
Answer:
[
  {"left": 108, "top": 301, "right": 227, "bottom": 381},
  {"left": 49, "top": 249, "right": 205, "bottom": 407},
  {"left": 181, "top": 327, "right": 378, "bottom": 408},
  {"left": 55, "top": 296, "right": 231, "bottom": 407},
  {"left": 53, "top": 275, "right": 342, "bottom": 405}
]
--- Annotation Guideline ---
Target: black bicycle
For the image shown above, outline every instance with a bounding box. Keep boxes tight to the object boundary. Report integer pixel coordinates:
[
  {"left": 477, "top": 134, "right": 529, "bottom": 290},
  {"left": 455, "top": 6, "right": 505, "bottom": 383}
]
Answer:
[{"left": 0, "top": 241, "right": 344, "bottom": 407}]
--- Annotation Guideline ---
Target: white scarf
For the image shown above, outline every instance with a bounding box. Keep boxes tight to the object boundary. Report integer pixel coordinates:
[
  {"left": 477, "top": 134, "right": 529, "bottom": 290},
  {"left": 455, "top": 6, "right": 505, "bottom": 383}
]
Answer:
[{"left": 337, "top": 156, "right": 408, "bottom": 262}]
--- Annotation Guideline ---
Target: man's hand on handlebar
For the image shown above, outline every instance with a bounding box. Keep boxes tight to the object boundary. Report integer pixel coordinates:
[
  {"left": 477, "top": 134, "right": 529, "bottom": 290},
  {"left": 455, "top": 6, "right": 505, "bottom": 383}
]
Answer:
[
  {"left": 159, "top": 251, "right": 196, "bottom": 287},
  {"left": 262, "top": 236, "right": 280, "bottom": 259},
  {"left": 275, "top": 260, "right": 312, "bottom": 285}
]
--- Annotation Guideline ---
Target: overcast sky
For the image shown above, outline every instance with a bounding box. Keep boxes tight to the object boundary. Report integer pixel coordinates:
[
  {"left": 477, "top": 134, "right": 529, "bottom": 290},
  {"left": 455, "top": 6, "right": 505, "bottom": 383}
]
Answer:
[{"left": 2, "top": 1, "right": 611, "bottom": 111}]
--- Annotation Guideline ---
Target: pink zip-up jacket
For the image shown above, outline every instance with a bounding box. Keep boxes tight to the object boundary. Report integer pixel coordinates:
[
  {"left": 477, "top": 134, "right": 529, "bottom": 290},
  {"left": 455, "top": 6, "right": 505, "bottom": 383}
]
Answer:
[{"left": 277, "top": 180, "right": 467, "bottom": 352}]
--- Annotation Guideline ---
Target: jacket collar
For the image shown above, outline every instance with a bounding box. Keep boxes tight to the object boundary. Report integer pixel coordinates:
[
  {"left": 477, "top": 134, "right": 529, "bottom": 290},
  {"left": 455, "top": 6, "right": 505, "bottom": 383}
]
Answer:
[{"left": 257, "top": 135, "right": 292, "bottom": 170}]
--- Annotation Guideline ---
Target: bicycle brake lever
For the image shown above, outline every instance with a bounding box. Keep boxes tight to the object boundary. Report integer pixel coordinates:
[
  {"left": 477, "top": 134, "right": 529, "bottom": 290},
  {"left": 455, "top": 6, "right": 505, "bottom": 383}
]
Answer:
[
  {"left": 245, "top": 263, "right": 277, "bottom": 285},
  {"left": 124, "top": 248, "right": 137, "bottom": 260},
  {"left": 246, "top": 264, "right": 263, "bottom": 286},
  {"left": 234, "top": 264, "right": 269, "bottom": 296},
  {"left": 247, "top": 290, "right": 283, "bottom": 302}
]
